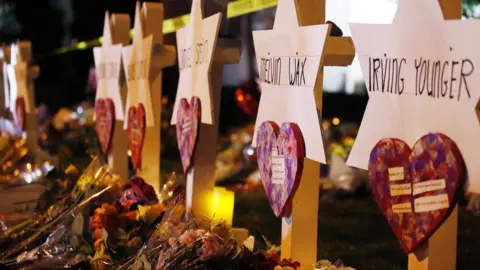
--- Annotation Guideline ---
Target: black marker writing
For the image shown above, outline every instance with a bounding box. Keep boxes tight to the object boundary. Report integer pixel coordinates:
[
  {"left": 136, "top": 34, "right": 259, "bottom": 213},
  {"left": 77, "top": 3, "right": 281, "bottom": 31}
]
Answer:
[
  {"left": 368, "top": 54, "right": 406, "bottom": 95},
  {"left": 260, "top": 54, "right": 281, "bottom": 85},
  {"left": 196, "top": 39, "right": 208, "bottom": 65},
  {"left": 289, "top": 53, "right": 307, "bottom": 86},
  {"left": 414, "top": 57, "right": 473, "bottom": 101},
  {"left": 97, "top": 62, "right": 119, "bottom": 80},
  {"left": 179, "top": 47, "right": 192, "bottom": 70},
  {"left": 97, "top": 63, "right": 106, "bottom": 80},
  {"left": 127, "top": 60, "right": 146, "bottom": 81}
]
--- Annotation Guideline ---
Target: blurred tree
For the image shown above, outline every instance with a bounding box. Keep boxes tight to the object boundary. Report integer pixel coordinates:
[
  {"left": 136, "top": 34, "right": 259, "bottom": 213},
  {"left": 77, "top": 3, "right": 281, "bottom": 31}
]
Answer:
[
  {"left": 463, "top": 0, "right": 480, "bottom": 17},
  {"left": 0, "top": 2, "right": 21, "bottom": 43}
]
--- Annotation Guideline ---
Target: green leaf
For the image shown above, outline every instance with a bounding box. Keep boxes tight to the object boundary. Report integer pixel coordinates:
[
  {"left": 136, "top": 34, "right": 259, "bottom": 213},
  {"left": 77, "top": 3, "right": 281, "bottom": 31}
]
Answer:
[
  {"left": 102, "top": 228, "right": 109, "bottom": 247},
  {"left": 71, "top": 214, "right": 84, "bottom": 236}
]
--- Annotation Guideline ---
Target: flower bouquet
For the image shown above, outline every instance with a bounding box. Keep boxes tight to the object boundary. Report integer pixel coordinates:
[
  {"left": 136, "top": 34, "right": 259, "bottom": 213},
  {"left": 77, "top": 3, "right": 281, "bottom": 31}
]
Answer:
[
  {"left": 0, "top": 156, "right": 120, "bottom": 264},
  {"left": 121, "top": 202, "right": 301, "bottom": 270},
  {"left": 89, "top": 173, "right": 185, "bottom": 270}
]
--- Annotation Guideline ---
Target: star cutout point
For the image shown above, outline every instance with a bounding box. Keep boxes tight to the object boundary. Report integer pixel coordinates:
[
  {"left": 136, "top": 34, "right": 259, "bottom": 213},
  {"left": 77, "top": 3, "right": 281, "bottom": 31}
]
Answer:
[
  {"left": 102, "top": 11, "right": 113, "bottom": 46},
  {"left": 347, "top": 0, "right": 480, "bottom": 193},
  {"left": 133, "top": 2, "right": 145, "bottom": 45}
]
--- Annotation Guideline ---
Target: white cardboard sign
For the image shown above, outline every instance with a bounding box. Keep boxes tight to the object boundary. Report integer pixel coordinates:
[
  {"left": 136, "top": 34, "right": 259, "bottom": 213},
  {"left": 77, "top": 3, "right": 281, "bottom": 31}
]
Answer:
[
  {"left": 347, "top": 0, "right": 480, "bottom": 193},
  {"left": 170, "top": 0, "right": 221, "bottom": 125},
  {"left": 122, "top": 4, "right": 155, "bottom": 128},
  {"left": 93, "top": 12, "right": 125, "bottom": 120},
  {"left": 7, "top": 44, "right": 30, "bottom": 113},
  {"left": 1, "top": 46, "right": 10, "bottom": 111},
  {"left": 251, "top": 0, "right": 329, "bottom": 163}
]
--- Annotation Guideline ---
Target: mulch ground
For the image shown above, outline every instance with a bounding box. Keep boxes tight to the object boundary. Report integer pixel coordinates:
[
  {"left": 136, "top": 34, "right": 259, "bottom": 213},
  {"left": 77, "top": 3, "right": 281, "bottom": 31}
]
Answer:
[{"left": 233, "top": 188, "right": 480, "bottom": 270}]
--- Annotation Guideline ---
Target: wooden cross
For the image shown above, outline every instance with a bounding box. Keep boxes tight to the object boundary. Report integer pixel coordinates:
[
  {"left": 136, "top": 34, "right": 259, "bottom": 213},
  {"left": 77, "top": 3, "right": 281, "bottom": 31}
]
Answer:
[
  {"left": 134, "top": 2, "right": 176, "bottom": 193},
  {"left": 94, "top": 12, "right": 130, "bottom": 180},
  {"left": 171, "top": 0, "right": 241, "bottom": 218},
  {"left": 406, "top": 3, "right": 461, "bottom": 270},
  {"left": 269, "top": 1, "right": 354, "bottom": 268},
  {"left": 7, "top": 41, "right": 39, "bottom": 148}
]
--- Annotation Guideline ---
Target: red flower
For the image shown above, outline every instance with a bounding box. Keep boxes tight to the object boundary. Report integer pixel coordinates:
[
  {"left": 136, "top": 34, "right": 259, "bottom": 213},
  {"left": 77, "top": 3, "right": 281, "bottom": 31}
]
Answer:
[{"left": 131, "top": 177, "right": 158, "bottom": 202}]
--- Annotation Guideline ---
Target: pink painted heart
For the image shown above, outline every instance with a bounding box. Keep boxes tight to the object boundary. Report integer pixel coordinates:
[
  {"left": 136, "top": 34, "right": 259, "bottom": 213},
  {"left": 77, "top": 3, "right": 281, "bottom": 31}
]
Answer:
[
  {"left": 127, "top": 104, "right": 146, "bottom": 171},
  {"left": 368, "top": 133, "right": 465, "bottom": 253},
  {"left": 176, "top": 97, "right": 201, "bottom": 173},
  {"left": 14, "top": 97, "right": 25, "bottom": 131},
  {"left": 256, "top": 121, "right": 305, "bottom": 218},
  {"left": 95, "top": 98, "right": 115, "bottom": 155}
]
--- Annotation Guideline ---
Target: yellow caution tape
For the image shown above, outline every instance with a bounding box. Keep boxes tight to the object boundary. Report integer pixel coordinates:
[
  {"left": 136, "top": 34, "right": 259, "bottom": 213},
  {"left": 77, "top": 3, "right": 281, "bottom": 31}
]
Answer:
[
  {"left": 53, "top": 0, "right": 279, "bottom": 55},
  {"left": 227, "top": 0, "right": 278, "bottom": 18}
]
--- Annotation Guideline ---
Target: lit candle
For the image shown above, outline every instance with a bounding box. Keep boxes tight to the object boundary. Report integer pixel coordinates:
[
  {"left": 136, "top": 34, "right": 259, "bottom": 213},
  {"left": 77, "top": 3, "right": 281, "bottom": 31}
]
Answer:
[{"left": 211, "top": 187, "right": 235, "bottom": 226}]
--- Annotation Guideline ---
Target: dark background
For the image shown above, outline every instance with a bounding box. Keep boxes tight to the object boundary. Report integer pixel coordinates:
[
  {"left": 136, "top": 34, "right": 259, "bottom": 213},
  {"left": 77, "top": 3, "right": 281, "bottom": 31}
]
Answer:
[{"left": 0, "top": 0, "right": 477, "bottom": 128}]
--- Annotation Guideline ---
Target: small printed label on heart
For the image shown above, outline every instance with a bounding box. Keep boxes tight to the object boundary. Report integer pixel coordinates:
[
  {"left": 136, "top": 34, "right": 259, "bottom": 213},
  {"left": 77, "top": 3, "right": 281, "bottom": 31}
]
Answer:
[
  {"left": 390, "top": 183, "right": 411, "bottom": 196},
  {"left": 414, "top": 194, "right": 449, "bottom": 213},
  {"left": 95, "top": 98, "right": 116, "bottom": 155},
  {"left": 176, "top": 97, "right": 201, "bottom": 173},
  {"left": 369, "top": 133, "right": 465, "bottom": 253},
  {"left": 392, "top": 202, "right": 412, "bottom": 214},
  {"left": 388, "top": 167, "right": 404, "bottom": 181},
  {"left": 271, "top": 148, "right": 285, "bottom": 185},
  {"left": 127, "top": 104, "right": 146, "bottom": 171},
  {"left": 256, "top": 121, "right": 305, "bottom": 218},
  {"left": 413, "top": 179, "right": 445, "bottom": 195}
]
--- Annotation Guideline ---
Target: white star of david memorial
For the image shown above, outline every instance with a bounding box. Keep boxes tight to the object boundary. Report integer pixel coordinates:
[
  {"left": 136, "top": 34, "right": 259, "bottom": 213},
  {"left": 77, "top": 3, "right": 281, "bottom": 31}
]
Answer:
[
  {"left": 251, "top": 0, "right": 329, "bottom": 163},
  {"left": 122, "top": 2, "right": 154, "bottom": 128},
  {"left": 170, "top": 0, "right": 221, "bottom": 125},
  {"left": 347, "top": 0, "right": 480, "bottom": 193},
  {"left": 6, "top": 44, "right": 29, "bottom": 114},
  {"left": 93, "top": 12, "right": 125, "bottom": 120},
  {"left": 1, "top": 47, "right": 10, "bottom": 112}
]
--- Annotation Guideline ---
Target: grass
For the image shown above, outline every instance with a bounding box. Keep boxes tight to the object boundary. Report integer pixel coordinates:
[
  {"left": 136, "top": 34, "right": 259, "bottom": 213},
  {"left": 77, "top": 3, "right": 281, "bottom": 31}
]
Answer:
[{"left": 233, "top": 189, "right": 480, "bottom": 270}]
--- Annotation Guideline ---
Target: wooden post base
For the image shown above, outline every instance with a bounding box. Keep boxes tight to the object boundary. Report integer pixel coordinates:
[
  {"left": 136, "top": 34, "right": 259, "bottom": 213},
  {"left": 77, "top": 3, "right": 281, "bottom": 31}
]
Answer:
[
  {"left": 408, "top": 205, "right": 458, "bottom": 270},
  {"left": 108, "top": 120, "right": 128, "bottom": 180},
  {"left": 25, "top": 112, "right": 38, "bottom": 150},
  {"left": 281, "top": 158, "right": 320, "bottom": 269}
]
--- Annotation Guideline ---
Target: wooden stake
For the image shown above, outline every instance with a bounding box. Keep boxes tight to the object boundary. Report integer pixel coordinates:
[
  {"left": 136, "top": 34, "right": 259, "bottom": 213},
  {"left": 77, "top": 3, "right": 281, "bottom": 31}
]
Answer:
[
  {"left": 281, "top": 158, "right": 320, "bottom": 268},
  {"left": 137, "top": 2, "right": 176, "bottom": 193},
  {"left": 106, "top": 13, "right": 130, "bottom": 181},
  {"left": 275, "top": 2, "right": 354, "bottom": 268},
  {"left": 408, "top": 206, "right": 458, "bottom": 270},
  {"left": 407, "top": 3, "right": 460, "bottom": 270}
]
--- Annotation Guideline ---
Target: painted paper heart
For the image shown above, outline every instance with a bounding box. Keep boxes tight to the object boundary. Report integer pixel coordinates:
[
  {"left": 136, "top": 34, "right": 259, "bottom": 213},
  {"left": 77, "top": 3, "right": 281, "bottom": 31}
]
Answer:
[
  {"left": 95, "top": 98, "right": 115, "bottom": 155},
  {"left": 176, "top": 97, "right": 201, "bottom": 173},
  {"left": 369, "top": 133, "right": 465, "bottom": 253},
  {"left": 127, "top": 104, "right": 146, "bottom": 171},
  {"left": 256, "top": 121, "right": 305, "bottom": 218},
  {"left": 14, "top": 97, "right": 25, "bottom": 131}
]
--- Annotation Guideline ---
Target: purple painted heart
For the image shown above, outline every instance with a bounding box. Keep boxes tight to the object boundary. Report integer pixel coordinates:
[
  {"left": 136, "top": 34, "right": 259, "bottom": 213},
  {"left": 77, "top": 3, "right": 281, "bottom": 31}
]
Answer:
[
  {"left": 256, "top": 121, "right": 305, "bottom": 218},
  {"left": 176, "top": 97, "right": 201, "bottom": 173},
  {"left": 95, "top": 98, "right": 116, "bottom": 155},
  {"left": 368, "top": 133, "right": 465, "bottom": 253},
  {"left": 127, "top": 104, "right": 146, "bottom": 172},
  {"left": 14, "top": 97, "right": 26, "bottom": 131}
]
